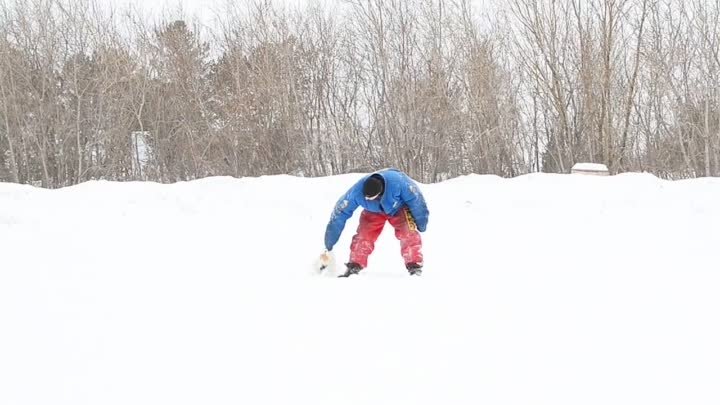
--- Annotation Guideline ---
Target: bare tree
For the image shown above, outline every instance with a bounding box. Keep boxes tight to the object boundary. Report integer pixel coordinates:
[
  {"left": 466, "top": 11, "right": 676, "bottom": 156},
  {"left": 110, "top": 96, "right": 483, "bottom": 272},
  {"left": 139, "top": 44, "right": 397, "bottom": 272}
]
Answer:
[{"left": 2, "top": 0, "right": 719, "bottom": 186}]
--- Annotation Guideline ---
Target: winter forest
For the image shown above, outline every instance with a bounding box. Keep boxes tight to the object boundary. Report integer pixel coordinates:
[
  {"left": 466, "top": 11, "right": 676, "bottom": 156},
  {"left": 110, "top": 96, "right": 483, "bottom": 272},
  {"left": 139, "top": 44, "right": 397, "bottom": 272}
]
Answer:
[{"left": 1, "top": 0, "right": 719, "bottom": 187}]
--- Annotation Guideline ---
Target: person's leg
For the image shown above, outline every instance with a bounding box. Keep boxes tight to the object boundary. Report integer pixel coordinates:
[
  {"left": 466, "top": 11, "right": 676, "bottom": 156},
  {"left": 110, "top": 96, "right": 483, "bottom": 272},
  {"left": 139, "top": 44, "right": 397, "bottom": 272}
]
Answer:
[
  {"left": 348, "top": 210, "right": 387, "bottom": 268},
  {"left": 388, "top": 208, "right": 423, "bottom": 269}
]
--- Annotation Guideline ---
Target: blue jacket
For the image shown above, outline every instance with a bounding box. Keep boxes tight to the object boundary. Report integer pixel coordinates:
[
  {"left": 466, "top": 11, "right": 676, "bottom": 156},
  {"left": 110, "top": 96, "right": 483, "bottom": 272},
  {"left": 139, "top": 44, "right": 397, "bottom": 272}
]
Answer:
[{"left": 324, "top": 168, "right": 429, "bottom": 251}]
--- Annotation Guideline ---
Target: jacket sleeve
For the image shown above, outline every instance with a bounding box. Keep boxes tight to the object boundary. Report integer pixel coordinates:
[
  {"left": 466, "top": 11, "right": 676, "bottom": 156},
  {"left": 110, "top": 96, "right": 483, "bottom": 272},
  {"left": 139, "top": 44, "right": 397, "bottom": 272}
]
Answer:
[
  {"left": 324, "top": 190, "right": 359, "bottom": 251},
  {"left": 401, "top": 178, "right": 429, "bottom": 232}
]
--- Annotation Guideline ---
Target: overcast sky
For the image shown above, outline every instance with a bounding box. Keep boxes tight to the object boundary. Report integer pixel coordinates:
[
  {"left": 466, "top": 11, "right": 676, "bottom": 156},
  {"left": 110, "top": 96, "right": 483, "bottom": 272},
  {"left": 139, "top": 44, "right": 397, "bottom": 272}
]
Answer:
[{"left": 95, "top": 0, "right": 498, "bottom": 25}]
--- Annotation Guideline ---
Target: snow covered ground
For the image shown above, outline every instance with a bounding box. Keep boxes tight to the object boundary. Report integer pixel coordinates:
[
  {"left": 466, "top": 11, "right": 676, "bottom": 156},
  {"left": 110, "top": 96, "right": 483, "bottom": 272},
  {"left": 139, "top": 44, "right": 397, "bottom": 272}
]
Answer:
[{"left": 1, "top": 172, "right": 720, "bottom": 405}]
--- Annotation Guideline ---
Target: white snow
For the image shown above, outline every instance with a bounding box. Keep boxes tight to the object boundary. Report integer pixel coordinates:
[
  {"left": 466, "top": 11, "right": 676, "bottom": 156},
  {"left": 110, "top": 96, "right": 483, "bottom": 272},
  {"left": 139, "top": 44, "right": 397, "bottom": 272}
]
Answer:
[
  {"left": 572, "top": 162, "right": 610, "bottom": 174},
  {"left": 1, "top": 172, "right": 720, "bottom": 405}
]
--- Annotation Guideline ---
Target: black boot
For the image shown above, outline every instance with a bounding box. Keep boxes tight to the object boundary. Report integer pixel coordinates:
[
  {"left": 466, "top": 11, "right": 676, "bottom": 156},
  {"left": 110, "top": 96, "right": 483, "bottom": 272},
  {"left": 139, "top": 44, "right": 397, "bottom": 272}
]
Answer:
[
  {"left": 338, "top": 262, "right": 363, "bottom": 278},
  {"left": 406, "top": 263, "right": 422, "bottom": 276}
]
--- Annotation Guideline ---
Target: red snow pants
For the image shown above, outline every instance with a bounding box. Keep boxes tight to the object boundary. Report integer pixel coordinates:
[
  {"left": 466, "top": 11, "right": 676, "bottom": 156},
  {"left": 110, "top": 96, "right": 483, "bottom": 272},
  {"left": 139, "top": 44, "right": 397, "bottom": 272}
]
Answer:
[{"left": 349, "top": 208, "right": 423, "bottom": 268}]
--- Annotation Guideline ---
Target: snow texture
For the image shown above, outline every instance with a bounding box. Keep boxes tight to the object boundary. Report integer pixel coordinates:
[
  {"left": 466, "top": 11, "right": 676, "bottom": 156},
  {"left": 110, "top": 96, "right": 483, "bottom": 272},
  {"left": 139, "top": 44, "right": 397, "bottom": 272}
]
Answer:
[
  {"left": 1, "top": 172, "right": 720, "bottom": 405},
  {"left": 572, "top": 162, "right": 610, "bottom": 173}
]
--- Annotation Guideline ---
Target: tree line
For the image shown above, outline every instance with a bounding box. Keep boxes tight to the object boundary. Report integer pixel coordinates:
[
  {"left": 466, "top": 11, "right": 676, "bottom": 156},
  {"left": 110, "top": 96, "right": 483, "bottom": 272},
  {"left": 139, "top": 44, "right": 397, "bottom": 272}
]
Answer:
[{"left": 1, "top": 0, "right": 718, "bottom": 187}]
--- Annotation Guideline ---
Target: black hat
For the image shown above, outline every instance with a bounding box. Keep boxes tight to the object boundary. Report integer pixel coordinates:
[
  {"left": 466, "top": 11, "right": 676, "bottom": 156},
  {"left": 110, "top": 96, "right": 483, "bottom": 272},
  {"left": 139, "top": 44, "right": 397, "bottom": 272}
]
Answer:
[{"left": 363, "top": 175, "right": 384, "bottom": 198}]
